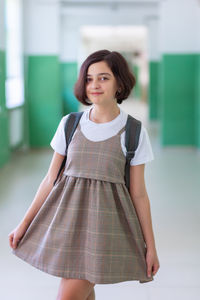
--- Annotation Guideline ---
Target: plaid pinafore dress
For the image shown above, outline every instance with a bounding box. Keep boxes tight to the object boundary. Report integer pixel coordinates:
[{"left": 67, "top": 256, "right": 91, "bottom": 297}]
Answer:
[{"left": 12, "top": 121, "right": 154, "bottom": 284}]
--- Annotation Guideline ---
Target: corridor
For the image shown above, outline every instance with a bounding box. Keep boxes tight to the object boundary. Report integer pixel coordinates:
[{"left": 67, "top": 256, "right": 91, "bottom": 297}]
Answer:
[{"left": 1, "top": 99, "right": 199, "bottom": 300}]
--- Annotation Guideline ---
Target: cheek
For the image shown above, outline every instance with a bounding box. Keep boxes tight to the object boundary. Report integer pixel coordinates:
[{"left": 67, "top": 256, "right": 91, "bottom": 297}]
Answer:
[
  {"left": 108, "top": 85, "right": 117, "bottom": 94},
  {"left": 85, "top": 85, "right": 89, "bottom": 93}
]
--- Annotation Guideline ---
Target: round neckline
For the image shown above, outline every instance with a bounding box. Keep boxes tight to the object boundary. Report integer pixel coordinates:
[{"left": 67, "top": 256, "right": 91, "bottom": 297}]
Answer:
[
  {"left": 87, "top": 105, "right": 122, "bottom": 125},
  {"left": 77, "top": 124, "right": 125, "bottom": 144}
]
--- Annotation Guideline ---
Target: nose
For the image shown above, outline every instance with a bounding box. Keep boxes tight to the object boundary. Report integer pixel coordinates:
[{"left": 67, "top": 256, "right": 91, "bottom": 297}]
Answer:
[{"left": 91, "top": 78, "right": 100, "bottom": 89}]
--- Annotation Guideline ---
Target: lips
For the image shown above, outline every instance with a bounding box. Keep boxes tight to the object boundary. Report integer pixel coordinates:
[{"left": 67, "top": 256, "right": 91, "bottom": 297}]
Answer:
[{"left": 91, "top": 93, "right": 103, "bottom": 95}]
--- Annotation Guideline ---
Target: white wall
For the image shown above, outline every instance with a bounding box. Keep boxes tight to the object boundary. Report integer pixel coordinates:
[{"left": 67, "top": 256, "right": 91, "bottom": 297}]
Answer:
[
  {"left": 159, "top": 0, "right": 200, "bottom": 53},
  {"left": 23, "top": 0, "right": 60, "bottom": 55},
  {"left": 22, "top": 0, "right": 161, "bottom": 60},
  {"left": 60, "top": 2, "right": 160, "bottom": 61},
  {"left": 146, "top": 17, "right": 160, "bottom": 61},
  {"left": 11, "top": 0, "right": 200, "bottom": 60},
  {"left": 0, "top": 0, "right": 5, "bottom": 50}
]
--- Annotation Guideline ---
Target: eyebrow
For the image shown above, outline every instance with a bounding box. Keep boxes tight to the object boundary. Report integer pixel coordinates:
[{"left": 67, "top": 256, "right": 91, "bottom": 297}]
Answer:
[{"left": 86, "top": 73, "right": 111, "bottom": 77}]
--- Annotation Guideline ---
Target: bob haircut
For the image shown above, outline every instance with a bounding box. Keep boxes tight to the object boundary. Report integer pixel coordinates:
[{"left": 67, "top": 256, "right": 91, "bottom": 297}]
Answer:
[{"left": 74, "top": 49, "right": 136, "bottom": 105}]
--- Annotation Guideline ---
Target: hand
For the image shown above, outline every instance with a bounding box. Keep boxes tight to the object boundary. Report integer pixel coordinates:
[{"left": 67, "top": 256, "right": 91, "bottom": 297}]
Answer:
[
  {"left": 8, "top": 222, "right": 28, "bottom": 249},
  {"left": 145, "top": 247, "right": 160, "bottom": 278}
]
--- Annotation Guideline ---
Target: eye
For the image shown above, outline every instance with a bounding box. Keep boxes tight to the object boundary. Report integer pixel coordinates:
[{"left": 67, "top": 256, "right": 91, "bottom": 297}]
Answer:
[
  {"left": 100, "top": 77, "right": 108, "bottom": 81},
  {"left": 86, "top": 78, "right": 91, "bottom": 82}
]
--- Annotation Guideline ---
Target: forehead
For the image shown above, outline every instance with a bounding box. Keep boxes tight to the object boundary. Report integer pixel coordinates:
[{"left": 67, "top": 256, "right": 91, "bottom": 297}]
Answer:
[{"left": 87, "top": 61, "right": 113, "bottom": 76}]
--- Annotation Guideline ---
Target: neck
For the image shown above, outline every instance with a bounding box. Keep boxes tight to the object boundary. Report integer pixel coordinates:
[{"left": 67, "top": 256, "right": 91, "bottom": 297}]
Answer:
[{"left": 90, "top": 103, "right": 120, "bottom": 123}]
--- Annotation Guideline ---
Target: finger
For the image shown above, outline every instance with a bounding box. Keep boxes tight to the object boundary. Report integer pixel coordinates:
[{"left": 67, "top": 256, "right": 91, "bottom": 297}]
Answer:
[
  {"left": 147, "top": 266, "right": 152, "bottom": 278},
  {"left": 9, "top": 235, "right": 13, "bottom": 247},
  {"left": 152, "top": 268, "right": 156, "bottom": 275},
  {"left": 152, "top": 264, "right": 158, "bottom": 275},
  {"left": 13, "top": 240, "right": 19, "bottom": 248},
  {"left": 13, "top": 237, "right": 19, "bottom": 249},
  {"left": 13, "top": 241, "right": 17, "bottom": 249},
  {"left": 9, "top": 234, "right": 13, "bottom": 240}
]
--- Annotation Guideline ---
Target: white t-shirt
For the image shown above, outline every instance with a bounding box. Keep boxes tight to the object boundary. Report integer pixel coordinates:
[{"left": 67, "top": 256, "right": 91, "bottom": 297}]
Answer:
[{"left": 50, "top": 105, "right": 154, "bottom": 166}]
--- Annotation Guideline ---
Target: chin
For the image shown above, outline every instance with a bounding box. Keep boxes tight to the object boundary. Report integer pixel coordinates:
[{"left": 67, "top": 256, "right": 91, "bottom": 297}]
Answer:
[{"left": 92, "top": 98, "right": 103, "bottom": 103}]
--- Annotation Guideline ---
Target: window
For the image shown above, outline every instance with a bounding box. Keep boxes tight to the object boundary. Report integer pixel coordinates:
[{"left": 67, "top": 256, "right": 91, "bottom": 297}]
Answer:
[{"left": 5, "top": 0, "right": 24, "bottom": 108}]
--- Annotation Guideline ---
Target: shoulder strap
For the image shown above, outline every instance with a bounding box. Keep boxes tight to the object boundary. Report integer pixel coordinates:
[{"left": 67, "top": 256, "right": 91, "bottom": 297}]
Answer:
[
  {"left": 124, "top": 114, "right": 142, "bottom": 192},
  {"left": 64, "top": 111, "right": 84, "bottom": 152},
  {"left": 53, "top": 111, "right": 84, "bottom": 186}
]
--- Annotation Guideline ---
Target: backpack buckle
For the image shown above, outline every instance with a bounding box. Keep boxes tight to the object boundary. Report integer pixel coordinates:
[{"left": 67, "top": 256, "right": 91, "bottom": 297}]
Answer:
[{"left": 126, "top": 151, "right": 135, "bottom": 160}]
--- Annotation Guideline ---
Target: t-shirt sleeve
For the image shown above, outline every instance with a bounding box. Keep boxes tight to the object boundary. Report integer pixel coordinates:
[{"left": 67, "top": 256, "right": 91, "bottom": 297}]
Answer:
[
  {"left": 50, "top": 115, "right": 69, "bottom": 155},
  {"left": 130, "top": 125, "right": 154, "bottom": 166}
]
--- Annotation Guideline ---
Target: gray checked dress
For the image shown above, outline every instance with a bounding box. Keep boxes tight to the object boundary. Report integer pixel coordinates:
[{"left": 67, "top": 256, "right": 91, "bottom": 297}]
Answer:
[{"left": 12, "top": 121, "right": 154, "bottom": 284}]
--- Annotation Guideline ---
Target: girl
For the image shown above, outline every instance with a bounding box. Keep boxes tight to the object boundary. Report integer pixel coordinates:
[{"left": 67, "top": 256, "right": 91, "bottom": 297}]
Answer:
[{"left": 9, "top": 49, "right": 160, "bottom": 300}]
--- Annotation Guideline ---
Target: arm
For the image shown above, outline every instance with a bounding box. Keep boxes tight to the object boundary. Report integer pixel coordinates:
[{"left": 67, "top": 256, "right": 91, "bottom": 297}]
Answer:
[
  {"left": 9, "top": 151, "right": 66, "bottom": 249},
  {"left": 19, "top": 151, "right": 65, "bottom": 229},
  {"left": 129, "top": 163, "right": 160, "bottom": 277},
  {"left": 129, "top": 163, "right": 155, "bottom": 250}
]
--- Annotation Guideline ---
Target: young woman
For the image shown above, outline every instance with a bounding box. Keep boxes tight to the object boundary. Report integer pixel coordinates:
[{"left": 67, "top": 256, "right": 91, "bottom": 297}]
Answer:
[{"left": 9, "top": 49, "right": 160, "bottom": 300}]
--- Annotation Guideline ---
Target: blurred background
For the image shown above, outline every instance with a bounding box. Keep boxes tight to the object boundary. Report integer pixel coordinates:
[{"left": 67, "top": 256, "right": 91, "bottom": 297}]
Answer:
[{"left": 0, "top": 0, "right": 200, "bottom": 299}]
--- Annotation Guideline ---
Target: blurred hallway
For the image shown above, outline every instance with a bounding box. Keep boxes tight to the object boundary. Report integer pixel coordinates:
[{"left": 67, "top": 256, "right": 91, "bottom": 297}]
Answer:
[
  {"left": 1, "top": 99, "right": 200, "bottom": 300},
  {"left": 1, "top": 0, "right": 200, "bottom": 299}
]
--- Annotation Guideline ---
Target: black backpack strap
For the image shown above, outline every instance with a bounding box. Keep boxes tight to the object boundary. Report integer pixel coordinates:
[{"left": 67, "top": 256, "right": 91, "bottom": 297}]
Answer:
[
  {"left": 124, "top": 114, "right": 142, "bottom": 192},
  {"left": 53, "top": 111, "right": 84, "bottom": 186}
]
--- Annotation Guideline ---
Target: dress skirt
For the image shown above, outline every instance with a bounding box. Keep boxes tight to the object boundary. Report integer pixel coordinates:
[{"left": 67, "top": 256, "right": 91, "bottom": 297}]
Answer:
[{"left": 12, "top": 173, "right": 154, "bottom": 284}]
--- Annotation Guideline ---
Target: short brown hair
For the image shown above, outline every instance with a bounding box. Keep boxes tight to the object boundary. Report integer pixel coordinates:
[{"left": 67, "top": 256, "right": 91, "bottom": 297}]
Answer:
[{"left": 74, "top": 49, "right": 136, "bottom": 105}]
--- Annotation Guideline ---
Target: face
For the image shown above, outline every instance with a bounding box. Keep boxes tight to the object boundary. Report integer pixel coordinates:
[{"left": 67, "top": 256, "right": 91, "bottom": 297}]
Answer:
[{"left": 85, "top": 61, "right": 119, "bottom": 105}]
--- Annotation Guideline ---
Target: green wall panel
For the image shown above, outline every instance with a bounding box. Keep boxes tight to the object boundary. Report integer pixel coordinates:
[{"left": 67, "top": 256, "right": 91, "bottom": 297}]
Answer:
[
  {"left": 23, "top": 55, "right": 30, "bottom": 148},
  {"left": 0, "top": 50, "right": 10, "bottom": 168},
  {"left": 160, "top": 54, "right": 197, "bottom": 146},
  {"left": 27, "top": 56, "right": 62, "bottom": 147},
  {"left": 157, "top": 61, "right": 163, "bottom": 120},
  {"left": 196, "top": 55, "right": 200, "bottom": 148},
  {"left": 0, "top": 50, "right": 5, "bottom": 109},
  {"left": 61, "top": 62, "right": 79, "bottom": 115},
  {"left": 132, "top": 64, "right": 140, "bottom": 99},
  {"left": 149, "top": 61, "right": 159, "bottom": 120}
]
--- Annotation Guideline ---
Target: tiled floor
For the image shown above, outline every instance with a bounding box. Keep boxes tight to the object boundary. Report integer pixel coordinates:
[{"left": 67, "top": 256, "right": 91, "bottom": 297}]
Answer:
[{"left": 1, "top": 98, "right": 200, "bottom": 299}]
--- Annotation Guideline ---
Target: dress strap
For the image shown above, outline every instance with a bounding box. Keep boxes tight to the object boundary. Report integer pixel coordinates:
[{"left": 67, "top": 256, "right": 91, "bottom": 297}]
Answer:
[
  {"left": 76, "top": 122, "right": 81, "bottom": 130},
  {"left": 117, "top": 126, "right": 126, "bottom": 135}
]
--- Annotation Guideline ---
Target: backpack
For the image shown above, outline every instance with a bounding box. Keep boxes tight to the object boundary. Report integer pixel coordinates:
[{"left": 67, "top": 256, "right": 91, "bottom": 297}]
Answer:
[{"left": 53, "top": 111, "right": 141, "bottom": 192}]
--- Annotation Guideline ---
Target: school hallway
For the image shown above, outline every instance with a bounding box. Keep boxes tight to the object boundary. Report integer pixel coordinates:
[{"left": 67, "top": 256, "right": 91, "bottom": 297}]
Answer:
[{"left": 1, "top": 98, "right": 199, "bottom": 300}]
